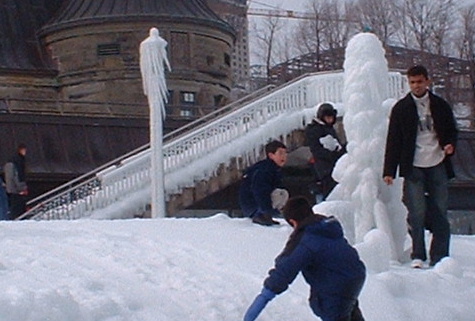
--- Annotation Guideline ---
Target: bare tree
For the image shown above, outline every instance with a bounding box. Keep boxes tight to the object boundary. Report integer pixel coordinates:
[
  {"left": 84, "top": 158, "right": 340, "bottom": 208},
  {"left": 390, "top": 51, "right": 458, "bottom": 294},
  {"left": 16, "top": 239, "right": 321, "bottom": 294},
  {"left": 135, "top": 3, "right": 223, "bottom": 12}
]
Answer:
[
  {"left": 322, "top": 0, "right": 355, "bottom": 67},
  {"left": 429, "top": 0, "right": 456, "bottom": 55},
  {"left": 354, "top": 0, "right": 398, "bottom": 47},
  {"left": 403, "top": 0, "right": 433, "bottom": 51},
  {"left": 292, "top": 0, "right": 333, "bottom": 71},
  {"left": 456, "top": 5, "right": 475, "bottom": 60},
  {"left": 456, "top": 4, "right": 475, "bottom": 98},
  {"left": 401, "top": 0, "right": 455, "bottom": 54},
  {"left": 274, "top": 32, "right": 295, "bottom": 65},
  {"left": 289, "top": 0, "right": 356, "bottom": 71},
  {"left": 393, "top": 0, "right": 414, "bottom": 48},
  {"left": 250, "top": 15, "right": 284, "bottom": 80}
]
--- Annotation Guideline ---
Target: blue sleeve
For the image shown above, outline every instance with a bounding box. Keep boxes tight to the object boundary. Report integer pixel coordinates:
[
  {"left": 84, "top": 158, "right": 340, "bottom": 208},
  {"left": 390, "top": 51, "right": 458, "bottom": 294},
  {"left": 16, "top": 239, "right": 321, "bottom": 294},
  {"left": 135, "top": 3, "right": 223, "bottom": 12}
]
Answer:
[
  {"left": 263, "top": 243, "right": 311, "bottom": 294},
  {"left": 243, "top": 287, "right": 276, "bottom": 321}
]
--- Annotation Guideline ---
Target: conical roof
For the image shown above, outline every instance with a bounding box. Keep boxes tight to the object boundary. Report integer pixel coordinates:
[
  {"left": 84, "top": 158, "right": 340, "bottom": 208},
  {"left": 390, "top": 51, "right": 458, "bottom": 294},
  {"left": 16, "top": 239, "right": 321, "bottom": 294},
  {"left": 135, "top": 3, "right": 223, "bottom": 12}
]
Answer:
[
  {"left": 41, "top": 0, "right": 234, "bottom": 36},
  {"left": 0, "top": 0, "right": 64, "bottom": 71}
]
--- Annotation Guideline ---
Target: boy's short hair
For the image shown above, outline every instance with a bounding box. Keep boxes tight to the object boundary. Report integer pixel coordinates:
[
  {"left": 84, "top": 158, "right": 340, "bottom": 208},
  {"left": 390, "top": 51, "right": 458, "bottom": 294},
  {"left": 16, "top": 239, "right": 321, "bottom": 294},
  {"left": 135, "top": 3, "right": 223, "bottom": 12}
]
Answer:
[
  {"left": 282, "top": 196, "right": 313, "bottom": 223},
  {"left": 407, "top": 65, "right": 429, "bottom": 79},
  {"left": 265, "top": 140, "right": 286, "bottom": 155}
]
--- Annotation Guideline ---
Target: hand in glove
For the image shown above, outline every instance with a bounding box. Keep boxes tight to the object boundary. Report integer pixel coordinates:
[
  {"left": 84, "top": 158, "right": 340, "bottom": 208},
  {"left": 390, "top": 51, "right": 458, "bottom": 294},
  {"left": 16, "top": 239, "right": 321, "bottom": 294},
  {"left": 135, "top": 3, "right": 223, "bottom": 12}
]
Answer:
[{"left": 243, "top": 288, "right": 276, "bottom": 321}]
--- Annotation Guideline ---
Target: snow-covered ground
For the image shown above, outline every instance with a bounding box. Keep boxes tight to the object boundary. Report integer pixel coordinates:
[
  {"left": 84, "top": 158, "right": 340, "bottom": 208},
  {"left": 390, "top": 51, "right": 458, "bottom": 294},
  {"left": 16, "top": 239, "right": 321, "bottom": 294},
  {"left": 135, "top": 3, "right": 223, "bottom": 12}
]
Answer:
[
  {"left": 0, "top": 215, "right": 474, "bottom": 321},
  {"left": 1, "top": 27, "right": 473, "bottom": 321}
]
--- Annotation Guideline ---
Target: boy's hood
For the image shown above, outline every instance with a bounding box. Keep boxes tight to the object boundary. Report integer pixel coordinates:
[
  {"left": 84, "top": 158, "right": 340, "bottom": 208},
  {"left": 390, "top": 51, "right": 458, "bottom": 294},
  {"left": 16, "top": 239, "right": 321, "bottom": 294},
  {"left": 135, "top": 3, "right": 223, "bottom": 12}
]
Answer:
[
  {"left": 244, "top": 158, "right": 279, "bottom": 176},
  {"left": 300, "top": 215, "right": 343, "bottom": 239}
]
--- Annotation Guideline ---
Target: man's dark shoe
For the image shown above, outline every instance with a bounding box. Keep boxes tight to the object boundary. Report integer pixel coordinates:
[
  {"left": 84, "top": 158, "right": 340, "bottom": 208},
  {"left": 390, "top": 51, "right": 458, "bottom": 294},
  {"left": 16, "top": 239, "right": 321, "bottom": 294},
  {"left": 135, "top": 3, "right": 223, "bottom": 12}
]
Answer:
[{"left": 252, "top": 213, "right": 280, "bottom": 226}]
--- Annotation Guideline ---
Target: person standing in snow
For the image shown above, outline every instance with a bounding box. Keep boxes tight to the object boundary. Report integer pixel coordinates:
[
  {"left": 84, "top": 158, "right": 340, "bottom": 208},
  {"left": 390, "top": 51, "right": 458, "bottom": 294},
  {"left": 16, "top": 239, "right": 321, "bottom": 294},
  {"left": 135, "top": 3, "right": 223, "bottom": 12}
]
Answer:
[
  {"left": 239, "top": 140, "right": 289, "bottom": 226},
  {"left": 383, "top": 65, "right": 458, "bottom": 268},
  {"left": 243, "top": 196, "right": 366, "bottom": 321},
  {"left": 0, "top": 176, "right": 9, "bottom": 220},
  {"left": 3, "top": 144, "right": 28, "bottom": 219},
  {"left": 305, "top": 103, "right": 345, "bottom": 200}
]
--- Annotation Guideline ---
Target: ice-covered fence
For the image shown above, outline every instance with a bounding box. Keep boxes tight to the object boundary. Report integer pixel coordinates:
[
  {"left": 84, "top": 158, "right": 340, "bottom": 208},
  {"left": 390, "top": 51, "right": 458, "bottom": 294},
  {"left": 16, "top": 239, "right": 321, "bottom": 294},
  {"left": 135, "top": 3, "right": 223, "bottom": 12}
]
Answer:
[{"left": 21, "top": 71, "right": 408, "bottom": 220}]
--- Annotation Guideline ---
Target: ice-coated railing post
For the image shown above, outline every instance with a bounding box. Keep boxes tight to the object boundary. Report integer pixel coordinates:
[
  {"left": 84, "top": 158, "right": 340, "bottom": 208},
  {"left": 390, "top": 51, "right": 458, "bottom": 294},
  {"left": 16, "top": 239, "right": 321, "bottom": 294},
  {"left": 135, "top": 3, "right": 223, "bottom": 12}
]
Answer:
[
  {"left": 20, "top": 70, "right": 406, "bottom": 221},
  {"left": 140, "top": 27, "right": 171, "bottom": 218}
]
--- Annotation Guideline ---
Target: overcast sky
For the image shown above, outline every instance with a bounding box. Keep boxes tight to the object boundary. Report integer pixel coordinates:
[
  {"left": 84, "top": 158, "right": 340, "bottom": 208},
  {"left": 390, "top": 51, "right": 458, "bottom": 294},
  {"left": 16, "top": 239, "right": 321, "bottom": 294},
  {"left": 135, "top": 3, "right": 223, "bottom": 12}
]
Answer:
[
  {"left": 246, "top": 0, "right": 475, "bottom": 66},
  {"left": 248, "top": 0, "right": 475, "bottom": 10},
  {"left": 248, "top": 0, "right": 308, "bottom": 11}
]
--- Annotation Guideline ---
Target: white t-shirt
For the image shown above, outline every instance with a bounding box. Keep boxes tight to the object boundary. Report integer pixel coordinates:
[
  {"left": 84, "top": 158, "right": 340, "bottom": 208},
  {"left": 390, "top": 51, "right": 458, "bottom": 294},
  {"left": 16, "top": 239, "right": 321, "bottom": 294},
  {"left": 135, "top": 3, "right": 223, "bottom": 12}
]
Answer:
[{"left": 412, "top": 92, "right": 445, "bottom": 168}]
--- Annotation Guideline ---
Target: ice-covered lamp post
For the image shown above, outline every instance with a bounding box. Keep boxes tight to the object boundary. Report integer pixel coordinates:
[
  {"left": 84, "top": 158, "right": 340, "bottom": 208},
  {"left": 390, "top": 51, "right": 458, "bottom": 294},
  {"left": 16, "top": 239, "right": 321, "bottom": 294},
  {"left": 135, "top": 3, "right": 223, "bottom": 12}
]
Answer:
[{"left": 140, "top": 28, "right": 171, "bottom": 218}]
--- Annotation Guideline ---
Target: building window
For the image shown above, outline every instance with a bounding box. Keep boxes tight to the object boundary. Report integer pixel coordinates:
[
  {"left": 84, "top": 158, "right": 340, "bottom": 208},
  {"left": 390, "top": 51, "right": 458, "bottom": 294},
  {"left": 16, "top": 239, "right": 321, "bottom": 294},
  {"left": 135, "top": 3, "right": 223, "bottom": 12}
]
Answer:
[
  {"left": 167, "top": 90, "right": 174, "bottom": 104},
  {"left": 180, "top": 109, "right": 194, "bottom": 117},
  {"left": 97, "top": 43, "right": 121, "bottom": 56},
  {"left": 165, "top": 105, "right": 173, "bottom": 115},
  {"left": 181, "top": 92, "right": 196, "bottom": 104},
  {"left": 224, "top": 53, "right": 231, "bottom": 66},
  {"left": 0, "top": 99, "right": 9, "bottom": 113},
  {"left": 214, "top": 94, "right": 225, "bottom": 107},
  {"left": 207, "top": 55, "right": 215, "bottom": 66}
]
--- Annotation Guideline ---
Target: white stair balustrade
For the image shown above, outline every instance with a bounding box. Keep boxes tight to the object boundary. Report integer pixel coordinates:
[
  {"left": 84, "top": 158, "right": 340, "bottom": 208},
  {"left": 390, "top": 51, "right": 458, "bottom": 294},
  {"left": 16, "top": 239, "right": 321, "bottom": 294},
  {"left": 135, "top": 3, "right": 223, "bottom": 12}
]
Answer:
[{"left": 21, "top": 71, "right": 408, "bottom": 220}]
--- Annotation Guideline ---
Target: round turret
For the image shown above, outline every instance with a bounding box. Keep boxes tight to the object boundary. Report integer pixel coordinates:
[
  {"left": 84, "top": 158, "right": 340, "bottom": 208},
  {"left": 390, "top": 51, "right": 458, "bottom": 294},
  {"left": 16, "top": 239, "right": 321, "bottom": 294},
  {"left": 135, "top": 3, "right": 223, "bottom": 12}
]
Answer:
[{"left": 40, "top": 0, "right": 235, "bottom": 118}]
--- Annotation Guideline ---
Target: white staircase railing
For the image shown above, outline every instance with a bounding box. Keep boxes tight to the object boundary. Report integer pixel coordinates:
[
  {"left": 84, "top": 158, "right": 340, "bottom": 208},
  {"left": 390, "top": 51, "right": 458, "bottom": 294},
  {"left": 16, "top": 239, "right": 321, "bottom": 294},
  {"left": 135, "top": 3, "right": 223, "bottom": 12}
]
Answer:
[{"left": 20, "top": 71, "right": 408, "bottom": 220}]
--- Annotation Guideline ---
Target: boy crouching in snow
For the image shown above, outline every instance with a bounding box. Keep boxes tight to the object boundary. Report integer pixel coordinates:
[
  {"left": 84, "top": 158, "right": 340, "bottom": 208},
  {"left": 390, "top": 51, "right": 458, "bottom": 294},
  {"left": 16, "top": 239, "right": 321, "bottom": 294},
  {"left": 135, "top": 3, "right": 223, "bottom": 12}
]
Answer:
[{"left": 243, "top": 196, "right": 366, "bottom": 321}]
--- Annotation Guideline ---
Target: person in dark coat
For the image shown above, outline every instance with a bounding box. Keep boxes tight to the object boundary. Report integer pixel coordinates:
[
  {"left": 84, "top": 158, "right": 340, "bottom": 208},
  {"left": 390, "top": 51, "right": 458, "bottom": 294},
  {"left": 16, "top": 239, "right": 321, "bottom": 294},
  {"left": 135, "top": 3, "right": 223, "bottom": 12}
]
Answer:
[
  {"left": 0, "top": 177, "right": 9, "bottom": 220},
  {"left": 243, "top": 196, "right": 366, "bottom": 321},
  {"left": 305, "top": 103, "right": 345, "bottom": 200},
  {"left": 239, "top": 140, "right": 289, "bottom": 226},
  {"left": 3, "top": 144, "right": 28, "bottom": 219},
  {"left": 383, "top": 65, "right": 458, "bottom": 268}
]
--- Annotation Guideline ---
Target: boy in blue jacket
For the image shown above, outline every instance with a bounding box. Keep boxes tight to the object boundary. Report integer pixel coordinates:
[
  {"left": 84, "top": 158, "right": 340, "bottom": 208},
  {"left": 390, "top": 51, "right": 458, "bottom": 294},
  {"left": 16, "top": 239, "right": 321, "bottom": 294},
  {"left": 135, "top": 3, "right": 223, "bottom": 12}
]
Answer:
[
  {"left": 243, "top": 196, "right": 366, "bottom": 321},
  {"left": 239, "top": 140, "right": 288, "bottom": 226}
]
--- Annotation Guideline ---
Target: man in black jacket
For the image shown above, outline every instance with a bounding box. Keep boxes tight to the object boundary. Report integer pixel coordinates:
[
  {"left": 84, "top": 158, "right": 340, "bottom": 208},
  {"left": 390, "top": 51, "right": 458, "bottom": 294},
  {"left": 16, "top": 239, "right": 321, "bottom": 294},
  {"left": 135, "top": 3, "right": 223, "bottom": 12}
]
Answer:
[{"left": 383, "top": 65, "right": 458, "bottom": 268}]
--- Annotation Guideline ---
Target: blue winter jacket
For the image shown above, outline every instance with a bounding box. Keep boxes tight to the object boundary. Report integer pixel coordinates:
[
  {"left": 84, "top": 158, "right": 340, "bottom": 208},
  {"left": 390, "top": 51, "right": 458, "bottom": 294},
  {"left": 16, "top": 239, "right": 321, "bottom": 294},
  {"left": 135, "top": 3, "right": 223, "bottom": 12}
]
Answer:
[
  {"left": 264, "top": 215, "right": 366, "bottom": 320},
  {"left": 239, "top": 158, "right": 283, "bottom": 218}
]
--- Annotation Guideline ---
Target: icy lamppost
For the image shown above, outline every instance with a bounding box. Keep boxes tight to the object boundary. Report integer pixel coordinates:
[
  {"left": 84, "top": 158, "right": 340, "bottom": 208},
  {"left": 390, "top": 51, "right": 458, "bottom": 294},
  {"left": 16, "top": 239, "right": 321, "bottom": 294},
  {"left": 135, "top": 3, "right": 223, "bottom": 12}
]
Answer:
[{"left": 139, "top": 28, "right": 171, "bottom": 218}]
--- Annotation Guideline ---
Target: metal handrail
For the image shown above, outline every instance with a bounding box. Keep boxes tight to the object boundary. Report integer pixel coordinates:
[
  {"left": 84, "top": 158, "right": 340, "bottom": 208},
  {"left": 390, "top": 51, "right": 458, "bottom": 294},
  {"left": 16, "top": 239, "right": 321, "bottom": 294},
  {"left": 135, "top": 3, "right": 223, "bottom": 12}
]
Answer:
[
  {"left": 19, "top": 83, "right": 276, "bottom": 219},
  {"left": 18, "top": 71, "right": 408, "bottom": 220}
]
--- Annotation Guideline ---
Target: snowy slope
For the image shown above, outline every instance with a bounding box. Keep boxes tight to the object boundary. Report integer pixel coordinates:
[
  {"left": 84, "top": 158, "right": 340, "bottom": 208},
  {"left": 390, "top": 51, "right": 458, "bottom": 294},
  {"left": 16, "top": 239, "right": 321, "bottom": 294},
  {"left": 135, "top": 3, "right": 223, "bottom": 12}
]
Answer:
[{"left": 0, "top": 215, "right": 474, "bottom": 321}]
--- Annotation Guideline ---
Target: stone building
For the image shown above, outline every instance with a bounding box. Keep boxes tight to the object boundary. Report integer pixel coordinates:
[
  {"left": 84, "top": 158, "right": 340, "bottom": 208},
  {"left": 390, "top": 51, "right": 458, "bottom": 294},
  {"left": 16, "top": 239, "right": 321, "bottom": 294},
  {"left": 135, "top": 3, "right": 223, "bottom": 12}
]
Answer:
[
  {"left": 205, "top": 0, "right": 250, "bottom": 99},
  {"left": 2, "top": 0, "right": 235, "bottom": 121},
  {"left": 0, "top": 0, "right": 236, "bottom": 199}
]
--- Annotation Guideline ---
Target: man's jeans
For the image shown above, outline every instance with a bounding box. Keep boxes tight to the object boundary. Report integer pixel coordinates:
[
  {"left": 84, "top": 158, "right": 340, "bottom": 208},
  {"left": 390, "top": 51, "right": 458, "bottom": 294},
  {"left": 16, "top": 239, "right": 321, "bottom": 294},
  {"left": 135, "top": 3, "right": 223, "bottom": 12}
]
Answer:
[{"left": 402, "top": 163, "right": 451, "bottom": 265}]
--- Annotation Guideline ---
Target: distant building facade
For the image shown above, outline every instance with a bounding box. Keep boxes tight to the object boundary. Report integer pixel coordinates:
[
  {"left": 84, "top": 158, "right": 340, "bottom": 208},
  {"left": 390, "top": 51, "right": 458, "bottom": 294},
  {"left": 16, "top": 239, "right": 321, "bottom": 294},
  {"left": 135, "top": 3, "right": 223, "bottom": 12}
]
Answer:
[
  {"left": 264, "top": 45, "right": 474, "bottom": 110},
  {"left": 205, "top": 0, "right": 250, "bottom": 100},
  {"left": 0, "top": 0, "right": 238, "bottom": 197},
  {"left": 1, "top": 0, "right": 235, "bottom": 124}
]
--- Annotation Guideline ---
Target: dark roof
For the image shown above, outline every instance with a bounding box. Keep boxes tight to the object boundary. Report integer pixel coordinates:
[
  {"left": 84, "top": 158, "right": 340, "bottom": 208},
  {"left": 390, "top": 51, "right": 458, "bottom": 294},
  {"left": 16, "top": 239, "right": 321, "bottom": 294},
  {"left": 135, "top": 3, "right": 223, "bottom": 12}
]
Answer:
[
  {"left": 0, "top": 0, "right": 64, "bottom": 71},
  {"left": 0, "top": 0, "right": 233, "bottom": 72},
  {"left": 0, "top": 113, "right": 149, "bottom": 177},
  {"left": 41, "top": 0, "right": 234, "bottom": 36}
]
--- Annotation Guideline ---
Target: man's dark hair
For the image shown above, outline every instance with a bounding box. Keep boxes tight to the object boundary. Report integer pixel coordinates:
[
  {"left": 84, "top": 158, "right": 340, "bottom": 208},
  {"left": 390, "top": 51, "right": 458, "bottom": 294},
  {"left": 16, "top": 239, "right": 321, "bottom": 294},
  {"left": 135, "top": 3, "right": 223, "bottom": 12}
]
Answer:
[
  {"left": 265, "top": 140, "right": 286, "bottom": 155},
  {"left": 282, "top": 196, "right": 313, "bottom": 224},
  {"left": 407, "top": 65, "right": 429, "bottom": 79},
  {"left": 17, "top": 143, "right": 27, "bottom": 151}
]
